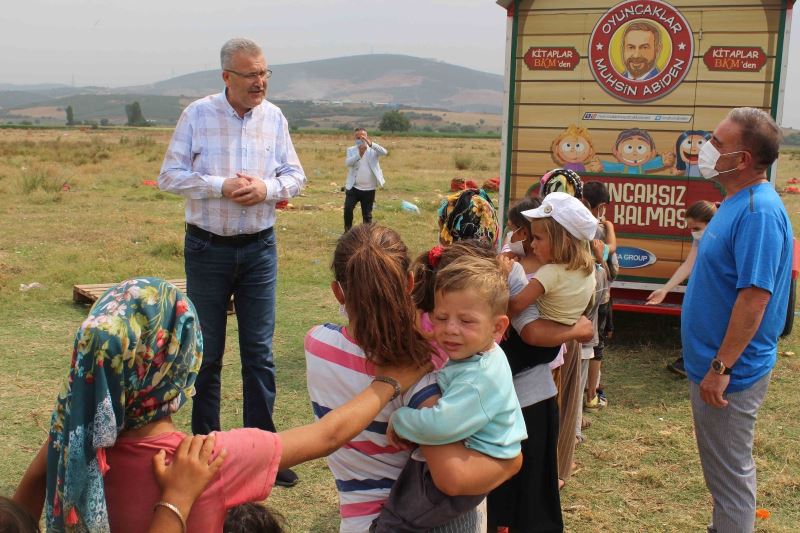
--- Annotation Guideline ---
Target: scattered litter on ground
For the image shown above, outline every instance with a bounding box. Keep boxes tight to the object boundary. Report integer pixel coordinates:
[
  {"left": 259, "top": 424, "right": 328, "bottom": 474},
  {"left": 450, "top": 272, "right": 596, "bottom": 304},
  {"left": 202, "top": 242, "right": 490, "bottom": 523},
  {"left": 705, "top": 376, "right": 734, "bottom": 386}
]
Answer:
[
  {"left": 142, "top": 180, "right": 157, "bottom": 187},
  {"left": 755, "top": 508, "right": 770, "bottom": 520},
  {"left": 61, "top": 182, "right": 71, "bottom": 192},
  {"left": 20, "top": 282, "right": 44, "bottom": 291},
  {"left": 401, "top": 200, "right": 420, "bottom": 214},
  {"left": 779, "top": 351, "right": 795, "bottom": 357},
  {"left": 784, "top": 186, "right": 799, "bottom": 194}
]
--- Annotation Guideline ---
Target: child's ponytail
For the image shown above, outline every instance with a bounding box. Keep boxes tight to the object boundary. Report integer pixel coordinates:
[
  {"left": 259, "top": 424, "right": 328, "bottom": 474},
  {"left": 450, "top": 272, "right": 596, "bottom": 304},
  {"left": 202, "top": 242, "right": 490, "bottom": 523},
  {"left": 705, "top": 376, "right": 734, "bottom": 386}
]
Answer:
[{"left": 333, "top": 225, "right": 432, "bottom": 368}]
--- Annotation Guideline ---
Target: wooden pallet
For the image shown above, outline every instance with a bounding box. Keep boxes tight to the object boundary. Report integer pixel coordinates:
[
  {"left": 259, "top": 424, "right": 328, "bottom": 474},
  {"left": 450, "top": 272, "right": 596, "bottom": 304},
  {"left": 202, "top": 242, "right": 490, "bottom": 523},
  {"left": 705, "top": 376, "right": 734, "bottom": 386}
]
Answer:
[{"left": 73, "top": 279, "right": 235, "bottom": 314}]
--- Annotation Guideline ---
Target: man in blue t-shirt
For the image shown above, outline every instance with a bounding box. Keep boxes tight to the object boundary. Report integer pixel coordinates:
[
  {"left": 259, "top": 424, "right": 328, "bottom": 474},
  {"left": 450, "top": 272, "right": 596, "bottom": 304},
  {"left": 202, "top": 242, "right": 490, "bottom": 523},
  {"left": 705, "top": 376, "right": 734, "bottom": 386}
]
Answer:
[{"left": 682, "top": 107, "right": 792, "bottom": 533}]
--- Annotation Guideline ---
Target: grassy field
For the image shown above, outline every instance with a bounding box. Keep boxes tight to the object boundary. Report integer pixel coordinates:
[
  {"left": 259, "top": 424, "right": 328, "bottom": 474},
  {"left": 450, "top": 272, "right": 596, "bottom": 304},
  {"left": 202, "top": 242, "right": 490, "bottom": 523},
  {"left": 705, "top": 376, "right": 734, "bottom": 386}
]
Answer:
[{"left": 0, "top": 127, "right": 797, "bottom": 532}]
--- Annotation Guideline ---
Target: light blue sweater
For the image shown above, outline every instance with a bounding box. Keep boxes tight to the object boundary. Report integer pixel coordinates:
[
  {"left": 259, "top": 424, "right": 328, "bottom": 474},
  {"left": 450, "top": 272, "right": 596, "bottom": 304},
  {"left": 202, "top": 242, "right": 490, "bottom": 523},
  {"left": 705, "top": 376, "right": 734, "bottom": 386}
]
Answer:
[{"left": 391, "top": 343, "right": 527, "bottom": 459}]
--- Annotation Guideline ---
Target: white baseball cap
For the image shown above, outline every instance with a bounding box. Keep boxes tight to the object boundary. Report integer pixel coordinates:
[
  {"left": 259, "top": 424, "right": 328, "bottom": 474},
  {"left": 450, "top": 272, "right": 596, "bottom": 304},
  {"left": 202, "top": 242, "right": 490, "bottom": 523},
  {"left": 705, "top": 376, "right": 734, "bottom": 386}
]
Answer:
[{"left": 521, "top": 192, "right": 598, "bottom": 241}]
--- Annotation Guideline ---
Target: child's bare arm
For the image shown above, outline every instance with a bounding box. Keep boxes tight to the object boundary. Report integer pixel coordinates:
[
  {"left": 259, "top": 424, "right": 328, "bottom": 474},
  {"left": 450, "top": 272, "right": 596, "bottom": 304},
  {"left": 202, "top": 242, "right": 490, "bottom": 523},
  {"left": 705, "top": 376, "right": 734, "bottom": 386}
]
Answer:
[
  {"left": 421, "top": 445, "right": 522, "bottom": 496},
  {"left": 278, "top": 362, "right": 429, "bottom": 469},
  {"left": 507, "top": 279, "right": 545, "bottom": 317},
  {"left": 519, "top": 315, "right": 593, "bottom": 345},
  {"left": 12, "top": 439, "right": 48, "bottom": 522},
  {"left": 647, "top": 245, "right": 697, "bottom": 305},
  {"left": 603, "top": 220, "right": 617, "bottom": 253}
]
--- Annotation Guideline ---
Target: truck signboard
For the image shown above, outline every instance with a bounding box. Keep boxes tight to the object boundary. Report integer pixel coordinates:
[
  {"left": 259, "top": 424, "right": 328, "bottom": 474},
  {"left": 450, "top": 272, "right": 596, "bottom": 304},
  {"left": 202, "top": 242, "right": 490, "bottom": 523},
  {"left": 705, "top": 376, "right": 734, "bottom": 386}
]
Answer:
[{"left": 495, "top": 0, "right": 794, "bottom": 314}]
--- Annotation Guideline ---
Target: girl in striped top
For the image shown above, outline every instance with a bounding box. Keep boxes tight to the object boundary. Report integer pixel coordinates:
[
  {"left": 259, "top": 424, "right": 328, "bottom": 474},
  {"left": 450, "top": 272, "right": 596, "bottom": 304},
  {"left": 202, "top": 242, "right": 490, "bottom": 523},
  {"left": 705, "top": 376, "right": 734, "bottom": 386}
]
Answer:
[{"left": 305, "top": 225, "right": 521, "bottom": 533}]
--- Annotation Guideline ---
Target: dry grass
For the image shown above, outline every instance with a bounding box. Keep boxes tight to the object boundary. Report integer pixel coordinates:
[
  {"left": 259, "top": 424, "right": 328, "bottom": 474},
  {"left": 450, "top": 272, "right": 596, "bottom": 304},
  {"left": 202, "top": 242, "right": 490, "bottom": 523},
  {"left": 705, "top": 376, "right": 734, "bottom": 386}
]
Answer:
[{"left": 0, "top": 127, "right": 797, "bottom": 531}]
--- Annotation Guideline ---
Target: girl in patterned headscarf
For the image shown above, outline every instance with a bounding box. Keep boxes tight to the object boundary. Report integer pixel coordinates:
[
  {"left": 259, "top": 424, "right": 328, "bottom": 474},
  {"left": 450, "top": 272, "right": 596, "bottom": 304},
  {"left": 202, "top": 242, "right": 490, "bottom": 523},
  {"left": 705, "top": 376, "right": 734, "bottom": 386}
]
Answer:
[
  {"left": 45, "top": 277, "right": 202, "bottom": 532},
  {"left": 13, "top": 278, "right": 426, "bottom": 533},
  {"left": 539, "top": 168, "right": 583, "bottom": 199},
  {"left": 437, "top": 188, "right": 500, "bottom": 246}
]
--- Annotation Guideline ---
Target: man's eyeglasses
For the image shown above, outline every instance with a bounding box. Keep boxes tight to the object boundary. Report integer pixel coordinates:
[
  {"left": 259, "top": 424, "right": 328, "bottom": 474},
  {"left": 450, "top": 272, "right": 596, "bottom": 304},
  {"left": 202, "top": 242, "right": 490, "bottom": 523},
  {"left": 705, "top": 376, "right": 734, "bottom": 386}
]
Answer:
[{"left": 225, "top": 69, "right": 272, "bottom": 80}]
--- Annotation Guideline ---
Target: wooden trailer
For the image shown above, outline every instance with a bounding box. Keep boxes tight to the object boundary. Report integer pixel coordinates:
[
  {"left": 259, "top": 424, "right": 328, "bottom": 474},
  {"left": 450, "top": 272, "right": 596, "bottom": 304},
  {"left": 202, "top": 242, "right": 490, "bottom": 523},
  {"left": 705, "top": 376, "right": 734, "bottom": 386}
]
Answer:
[{"left": 495, "top": 0, "right": 795, "bottom": 318}]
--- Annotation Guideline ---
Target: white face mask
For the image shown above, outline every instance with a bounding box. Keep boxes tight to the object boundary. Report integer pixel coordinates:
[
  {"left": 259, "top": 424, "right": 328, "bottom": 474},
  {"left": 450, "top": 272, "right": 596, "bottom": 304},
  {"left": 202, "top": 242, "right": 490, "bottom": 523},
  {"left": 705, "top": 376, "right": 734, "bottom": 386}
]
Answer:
[
  {"left": 504, "top": 228, "right": 526, "bottom": 257},
  {"left": 691, "top": 229, "right": 705, "bottom": 241},
  {"left": 508, "top": 239, "right": 526, "bottom": 257},
  {"left": 698, "top": 141, "right": 744, "bottom": 180}
]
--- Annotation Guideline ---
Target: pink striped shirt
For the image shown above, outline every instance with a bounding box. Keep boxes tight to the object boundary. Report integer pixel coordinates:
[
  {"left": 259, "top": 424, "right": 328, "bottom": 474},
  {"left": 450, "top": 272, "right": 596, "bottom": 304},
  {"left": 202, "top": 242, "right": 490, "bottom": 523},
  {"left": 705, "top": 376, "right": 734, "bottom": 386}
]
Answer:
[{"left": 305, "top": 323, "right": 439, "bottom": 533}]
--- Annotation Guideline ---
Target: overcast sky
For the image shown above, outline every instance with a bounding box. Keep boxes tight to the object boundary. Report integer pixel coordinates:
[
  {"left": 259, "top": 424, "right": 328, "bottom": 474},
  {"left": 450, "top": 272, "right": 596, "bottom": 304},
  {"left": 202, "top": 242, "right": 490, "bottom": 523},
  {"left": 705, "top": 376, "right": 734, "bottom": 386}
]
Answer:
[{"left": 1, "top": 0, "right": 798, "bottom": 127}]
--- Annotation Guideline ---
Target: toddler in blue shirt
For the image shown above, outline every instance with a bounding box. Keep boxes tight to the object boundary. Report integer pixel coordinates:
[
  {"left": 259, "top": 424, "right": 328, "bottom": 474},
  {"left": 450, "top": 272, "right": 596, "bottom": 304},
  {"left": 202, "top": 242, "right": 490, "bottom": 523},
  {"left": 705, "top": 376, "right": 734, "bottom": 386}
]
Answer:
[{"left": 371, "top": 254, "right": 527, "bottom": 532}]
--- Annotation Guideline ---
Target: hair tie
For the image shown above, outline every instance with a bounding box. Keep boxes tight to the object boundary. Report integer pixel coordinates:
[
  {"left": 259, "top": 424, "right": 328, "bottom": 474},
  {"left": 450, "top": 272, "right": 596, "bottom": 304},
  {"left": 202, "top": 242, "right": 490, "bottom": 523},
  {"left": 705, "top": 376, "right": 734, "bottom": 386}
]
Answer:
[{"left": 428, "top": 245, "right": 444, "bottom": 268}]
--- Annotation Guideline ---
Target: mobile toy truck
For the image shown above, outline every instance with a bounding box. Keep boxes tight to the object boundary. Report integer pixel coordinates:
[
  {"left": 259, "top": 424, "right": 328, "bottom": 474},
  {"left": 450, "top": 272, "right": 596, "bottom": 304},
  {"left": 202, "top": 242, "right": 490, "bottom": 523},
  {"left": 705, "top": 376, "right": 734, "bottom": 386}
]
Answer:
[{"left": 494, "top": 0, "right": 797, "bottom": 332}]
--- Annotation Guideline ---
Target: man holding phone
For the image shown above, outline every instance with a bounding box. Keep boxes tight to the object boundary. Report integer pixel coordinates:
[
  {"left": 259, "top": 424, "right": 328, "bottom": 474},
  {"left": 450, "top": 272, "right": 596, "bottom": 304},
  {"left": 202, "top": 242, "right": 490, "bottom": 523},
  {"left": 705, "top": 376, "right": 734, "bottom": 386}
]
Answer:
[{"left": 343, "top": 127, "right": 388, "bottom": 232}]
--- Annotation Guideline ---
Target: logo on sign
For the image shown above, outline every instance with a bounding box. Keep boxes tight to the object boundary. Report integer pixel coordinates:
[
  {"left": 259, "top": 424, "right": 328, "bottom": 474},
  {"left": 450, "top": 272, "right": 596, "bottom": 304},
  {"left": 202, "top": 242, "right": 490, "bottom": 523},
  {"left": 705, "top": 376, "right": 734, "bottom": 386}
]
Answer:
[
  {"left": 588, "top": 0, "right": 694, "bottom": 103},
  {"left": 524, "top": 47, "right": 580, "bottom": 71},
  {"left": 702, "top": 47, "right": 766, "bottom": 72},
  {"left": 616, "top": 246, "right": 657, "bottom": 268}
]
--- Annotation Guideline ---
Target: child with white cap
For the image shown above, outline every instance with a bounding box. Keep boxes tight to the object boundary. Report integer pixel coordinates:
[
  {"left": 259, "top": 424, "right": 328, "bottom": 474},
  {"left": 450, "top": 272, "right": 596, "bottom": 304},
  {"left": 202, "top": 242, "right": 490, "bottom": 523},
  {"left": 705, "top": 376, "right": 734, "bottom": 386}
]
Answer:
[{"left": 506, "top": 191, "right": 597, "bottom": 328}]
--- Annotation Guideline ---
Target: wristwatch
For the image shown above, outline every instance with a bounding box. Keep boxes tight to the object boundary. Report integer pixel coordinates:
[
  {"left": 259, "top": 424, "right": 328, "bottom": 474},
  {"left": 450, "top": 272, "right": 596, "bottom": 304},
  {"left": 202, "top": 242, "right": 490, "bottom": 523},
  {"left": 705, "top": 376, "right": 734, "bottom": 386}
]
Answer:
[{"left": 710, "top": 358, "right": 732, "bottom": 375}]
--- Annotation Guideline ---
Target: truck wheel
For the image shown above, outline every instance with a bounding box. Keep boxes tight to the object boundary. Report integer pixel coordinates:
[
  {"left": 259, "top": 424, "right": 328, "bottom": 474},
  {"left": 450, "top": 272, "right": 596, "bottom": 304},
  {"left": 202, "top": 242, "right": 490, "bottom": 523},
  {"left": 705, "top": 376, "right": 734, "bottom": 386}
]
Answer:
[{"left": 781, "top": 278, "right": 796, "bottom": 338}]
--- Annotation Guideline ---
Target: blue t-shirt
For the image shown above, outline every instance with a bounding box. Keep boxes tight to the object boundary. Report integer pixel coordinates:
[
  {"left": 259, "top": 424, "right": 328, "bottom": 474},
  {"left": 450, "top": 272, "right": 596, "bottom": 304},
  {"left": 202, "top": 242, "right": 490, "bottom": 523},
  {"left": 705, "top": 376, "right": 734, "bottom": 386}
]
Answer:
[{"left": 682, "top": 182, "right": 793, "bottom": 391}]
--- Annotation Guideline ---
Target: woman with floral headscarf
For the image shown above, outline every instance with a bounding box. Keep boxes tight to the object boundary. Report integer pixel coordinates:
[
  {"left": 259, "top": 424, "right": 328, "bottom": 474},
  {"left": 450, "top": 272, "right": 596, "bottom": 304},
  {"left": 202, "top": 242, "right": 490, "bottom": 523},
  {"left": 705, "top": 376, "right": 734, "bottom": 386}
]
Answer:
[
  {"left": 437, "top": 188, "right": 500, "bottom": 246},
  {"left": 12, "top": 278, "right": 425, "bottom": 533}
]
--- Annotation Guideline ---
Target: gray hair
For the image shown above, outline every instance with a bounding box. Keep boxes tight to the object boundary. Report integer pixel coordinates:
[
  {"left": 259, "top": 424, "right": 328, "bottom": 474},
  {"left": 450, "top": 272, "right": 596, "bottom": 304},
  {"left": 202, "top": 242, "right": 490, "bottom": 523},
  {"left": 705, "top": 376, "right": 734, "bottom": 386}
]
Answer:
[
  {"left": 220, "top": 38, "right": 263, "bottom": 70},
  {"left": 727, "top": 107, "right": 782, "bottom": 171}
]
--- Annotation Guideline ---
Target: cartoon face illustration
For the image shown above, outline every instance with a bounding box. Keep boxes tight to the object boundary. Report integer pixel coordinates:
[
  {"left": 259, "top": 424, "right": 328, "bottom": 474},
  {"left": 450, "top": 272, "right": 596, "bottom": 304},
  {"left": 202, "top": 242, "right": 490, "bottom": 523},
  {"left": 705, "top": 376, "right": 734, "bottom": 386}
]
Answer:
[
  {"left": 613, "top": 129, "right": 657, "bottom": 166},
  {"left": 550, "top": 125, "right": 602, "bottom": 173},
  {"left": 674, "top": 130, "right": 712, "bottom": 176},
  {"left": 621, "top": 21, "right": 662, "bottom": 80},
  {"left": 551, "top": 126, "right": 595, "bottom": 164},
  {"left": 600, "top": 127, "right": 674, "bottom": 174}
]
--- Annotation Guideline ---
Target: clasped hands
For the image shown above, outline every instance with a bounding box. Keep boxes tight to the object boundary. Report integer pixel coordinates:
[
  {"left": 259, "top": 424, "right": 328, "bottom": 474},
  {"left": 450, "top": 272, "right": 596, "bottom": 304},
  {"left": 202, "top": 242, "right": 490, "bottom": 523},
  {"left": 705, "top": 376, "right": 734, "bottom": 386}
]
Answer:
[{"left": 222, "top": 173, "right": 267, "bottom": 206}]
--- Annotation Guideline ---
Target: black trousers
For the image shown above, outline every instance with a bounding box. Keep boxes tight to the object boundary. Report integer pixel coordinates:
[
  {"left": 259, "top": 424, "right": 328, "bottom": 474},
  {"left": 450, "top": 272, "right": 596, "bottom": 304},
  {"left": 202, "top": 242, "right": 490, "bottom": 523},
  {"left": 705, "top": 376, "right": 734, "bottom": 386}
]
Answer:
[
  {"left": 343, "top": 187, "right": 376, "bottom": 231},
  {"left": 488, "top": 396, "right": 563, "bottom": 533}
]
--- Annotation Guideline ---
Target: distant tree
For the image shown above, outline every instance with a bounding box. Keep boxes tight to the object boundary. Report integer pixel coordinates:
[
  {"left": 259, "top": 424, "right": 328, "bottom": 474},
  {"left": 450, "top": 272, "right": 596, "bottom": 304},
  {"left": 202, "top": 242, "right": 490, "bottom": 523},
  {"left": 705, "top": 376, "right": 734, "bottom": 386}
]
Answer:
[
  {"left": 65, "top": 105, "right": 74, "bottom": 126},
  {"left": 100, "top": 118, "right": 109, "bottom": 127},
  {"left": 125, "top": 101, "right": 148, "bottom": 126},
  {"left": 379, "top": 110, "right": 410, "bottom": 133}
]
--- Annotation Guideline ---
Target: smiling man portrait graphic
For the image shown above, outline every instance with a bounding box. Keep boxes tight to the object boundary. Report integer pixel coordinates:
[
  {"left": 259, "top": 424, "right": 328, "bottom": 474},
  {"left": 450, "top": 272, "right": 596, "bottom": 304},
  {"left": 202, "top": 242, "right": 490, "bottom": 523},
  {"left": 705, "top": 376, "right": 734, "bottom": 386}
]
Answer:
[{"left": 620, "top": 20, "right": 662, "bottom": 81}]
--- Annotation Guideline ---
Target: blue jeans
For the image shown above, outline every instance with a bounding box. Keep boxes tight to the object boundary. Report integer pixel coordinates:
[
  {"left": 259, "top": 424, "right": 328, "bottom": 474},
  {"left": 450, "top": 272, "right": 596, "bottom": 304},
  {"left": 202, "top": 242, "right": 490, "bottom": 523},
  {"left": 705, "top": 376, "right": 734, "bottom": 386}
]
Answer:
[{"left": 185, "top": 229, "right": 278, "bottom": 434}]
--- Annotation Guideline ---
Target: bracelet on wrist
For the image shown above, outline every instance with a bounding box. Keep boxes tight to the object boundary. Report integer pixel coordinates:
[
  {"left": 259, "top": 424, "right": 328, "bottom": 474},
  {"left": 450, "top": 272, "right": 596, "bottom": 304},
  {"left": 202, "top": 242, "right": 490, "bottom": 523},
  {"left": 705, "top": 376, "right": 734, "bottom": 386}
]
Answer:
[
  {"left": 373, "top": 375, "right": 401, "bottom": 400},
  {"left": 154, "top": 501, "right": 187, "bottom": 533}
]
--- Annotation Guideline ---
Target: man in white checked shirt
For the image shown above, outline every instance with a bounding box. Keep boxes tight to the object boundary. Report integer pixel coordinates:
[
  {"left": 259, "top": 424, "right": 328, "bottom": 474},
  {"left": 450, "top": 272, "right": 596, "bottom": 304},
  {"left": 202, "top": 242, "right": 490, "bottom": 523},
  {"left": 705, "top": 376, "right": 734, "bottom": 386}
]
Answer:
[{"left": 158, "top": 37, "right": 306, "bottom": 487}]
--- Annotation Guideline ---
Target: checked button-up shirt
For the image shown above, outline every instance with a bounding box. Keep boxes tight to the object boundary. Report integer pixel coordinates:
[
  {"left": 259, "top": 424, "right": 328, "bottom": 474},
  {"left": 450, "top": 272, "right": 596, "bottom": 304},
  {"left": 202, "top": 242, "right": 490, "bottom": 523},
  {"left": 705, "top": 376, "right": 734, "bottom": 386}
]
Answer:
[{"left": 158, "top": 91, "right": 306, "bottom": 236}]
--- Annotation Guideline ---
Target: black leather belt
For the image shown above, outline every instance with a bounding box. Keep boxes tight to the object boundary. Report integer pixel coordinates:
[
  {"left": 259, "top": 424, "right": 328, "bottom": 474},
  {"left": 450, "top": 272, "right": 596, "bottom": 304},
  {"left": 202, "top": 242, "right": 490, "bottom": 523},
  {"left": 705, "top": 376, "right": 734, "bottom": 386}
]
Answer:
[{"left": 186, "top": 223, "right": 273, "bottom": 246}]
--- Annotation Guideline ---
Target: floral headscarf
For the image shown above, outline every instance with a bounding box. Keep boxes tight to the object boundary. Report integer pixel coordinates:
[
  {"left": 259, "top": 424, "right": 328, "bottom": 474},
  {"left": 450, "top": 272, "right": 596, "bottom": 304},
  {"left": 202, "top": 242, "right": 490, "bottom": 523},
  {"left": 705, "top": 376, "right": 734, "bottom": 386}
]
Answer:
[
  {"left": 437, "top": 188, "right": 499, "bottom": 246},
  {"left": 45, "top": 278, "right": 202, "bottom": 532},
  {"left": 540, "top": 168, "right": 583, "bottom": 199}
]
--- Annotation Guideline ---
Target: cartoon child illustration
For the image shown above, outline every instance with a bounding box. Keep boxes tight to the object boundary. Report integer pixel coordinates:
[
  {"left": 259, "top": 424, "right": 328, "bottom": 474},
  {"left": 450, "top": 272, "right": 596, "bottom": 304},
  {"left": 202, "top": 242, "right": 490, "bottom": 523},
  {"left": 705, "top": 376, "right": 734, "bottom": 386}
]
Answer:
[
  {"left": 601, "top": 128, "right": 675, "bottom": 174},
  {"left": 673, "top": 130, "right": 712, "bottom": 177},
  {"left": 550, "top": 125, "right": 602, "bottom": 173}
]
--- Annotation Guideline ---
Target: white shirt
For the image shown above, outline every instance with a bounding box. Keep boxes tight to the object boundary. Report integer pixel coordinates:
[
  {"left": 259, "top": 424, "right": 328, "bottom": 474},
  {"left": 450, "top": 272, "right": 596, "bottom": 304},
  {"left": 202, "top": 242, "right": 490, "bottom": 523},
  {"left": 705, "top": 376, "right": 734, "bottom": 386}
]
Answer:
[{"left": 353, "top": 151, "right": 378, "bottom": 191}]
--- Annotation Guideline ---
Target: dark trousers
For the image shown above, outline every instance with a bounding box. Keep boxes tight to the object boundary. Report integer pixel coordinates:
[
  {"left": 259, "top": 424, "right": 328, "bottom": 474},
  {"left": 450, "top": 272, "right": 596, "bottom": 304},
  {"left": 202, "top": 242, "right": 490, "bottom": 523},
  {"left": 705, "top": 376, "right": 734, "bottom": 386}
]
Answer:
[
  {"left": 371, "top": 459, "right": 485, "bottom": 532},
  {"left": 185, "top": 229, "right": 278, "bottom": 435},
  {"left": 343, "top": 187, "right": 376, "bottom": 231},
  {"left": 488, "top": 396, "right": 563, "bottom": 533}
]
